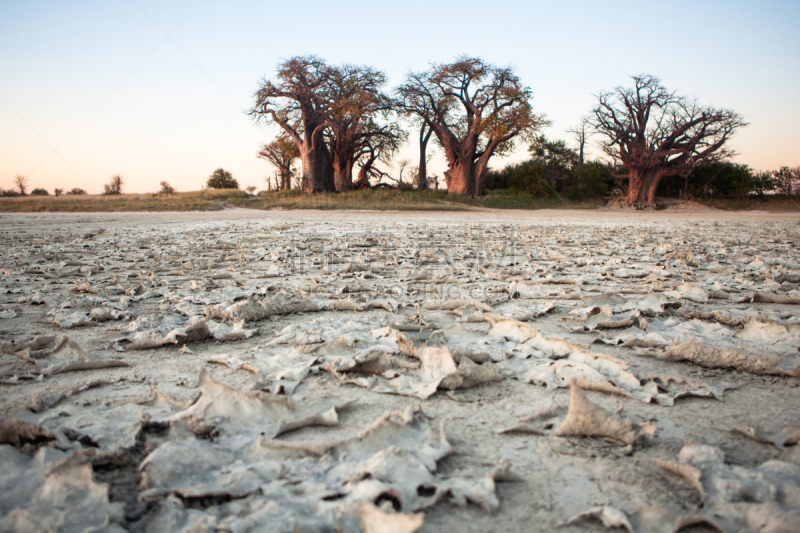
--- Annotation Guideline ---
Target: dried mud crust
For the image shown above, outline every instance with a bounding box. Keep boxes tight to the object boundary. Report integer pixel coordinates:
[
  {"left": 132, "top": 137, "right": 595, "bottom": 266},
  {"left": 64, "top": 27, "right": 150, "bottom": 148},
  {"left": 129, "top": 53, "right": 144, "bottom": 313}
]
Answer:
[{"left": 0, "top": 210, "right": 799, "bottom": 532}]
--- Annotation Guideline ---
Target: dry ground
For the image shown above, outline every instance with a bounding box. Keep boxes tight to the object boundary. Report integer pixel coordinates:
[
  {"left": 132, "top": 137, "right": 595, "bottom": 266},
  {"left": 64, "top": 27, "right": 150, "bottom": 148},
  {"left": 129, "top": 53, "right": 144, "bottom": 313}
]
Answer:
[{"left": 1, "top": 207, "right": 799, "bottom": 533}]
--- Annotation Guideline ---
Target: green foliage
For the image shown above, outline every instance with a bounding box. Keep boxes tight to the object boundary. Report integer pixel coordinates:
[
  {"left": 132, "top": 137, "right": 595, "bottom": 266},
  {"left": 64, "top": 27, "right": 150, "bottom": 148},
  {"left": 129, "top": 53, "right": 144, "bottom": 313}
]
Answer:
[
  {"left": 567, "top": 162, "right": 615, "bottom": 199},
  {"left": 484, "top": 160, "right": 552, "bottom": 195},
  {"left": 751, "top": 171, "right": 777, "bottom": 196},
  {"left": 30, "top": 188, "right": 49, "bottom": 196},
  {"left": 685, "top": 162, "right": 755, "bottom": 199},
  {"left": 484, "top": 153, "right": 613, "bottom": 202},
  {"left": 207, "top": 168, "right": 239, "bottom": 190},
  {"left": 529, "top": 136, "right": 577, "bottom": 171},
  {"left": 773, "top": 166, "right": 799, "bottom": 196}
]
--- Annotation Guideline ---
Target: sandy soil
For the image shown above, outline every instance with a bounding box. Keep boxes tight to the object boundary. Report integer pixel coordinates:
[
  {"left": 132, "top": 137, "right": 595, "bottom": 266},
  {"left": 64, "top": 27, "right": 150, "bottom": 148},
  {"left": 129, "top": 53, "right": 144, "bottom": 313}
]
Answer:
[{"left": 1, "top": 207, "right": 799, "bottom": 533}]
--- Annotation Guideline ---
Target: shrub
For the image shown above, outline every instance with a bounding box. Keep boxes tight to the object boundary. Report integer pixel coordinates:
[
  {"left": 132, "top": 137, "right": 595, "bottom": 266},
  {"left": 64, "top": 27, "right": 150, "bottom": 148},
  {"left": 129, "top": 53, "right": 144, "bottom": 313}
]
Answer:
[
  {"left": 246, "top": 185, "right": 256, "bottom": 194},
  {"left": 684, "top": 162, "right": 754, "bottom": 199},
  {"left": 67, "top": 188, "right": 88, "bottom": 195},
  {"left": 30, "top": 188, "right": 49, "bottom": 196},
  {"left": 159, "top": 181, "right": 176, "bottom": 195},
  {"left": 14, "top": 174, "right": 29, "bottom": 195},
  {"left": 0, "top": 188, "right": 21, "bottom": 197},
  {"left": 207, "top": 168, "right": 239, "bottom": 189},
  {"left": 103, "top": 174, "right": 123, "bottom": 195},
  {"left": 54, "top": 188, "right": 64, "bottom": 196},
  {"left": 565, "top": 162, "right": 615, "bottom": 199}
]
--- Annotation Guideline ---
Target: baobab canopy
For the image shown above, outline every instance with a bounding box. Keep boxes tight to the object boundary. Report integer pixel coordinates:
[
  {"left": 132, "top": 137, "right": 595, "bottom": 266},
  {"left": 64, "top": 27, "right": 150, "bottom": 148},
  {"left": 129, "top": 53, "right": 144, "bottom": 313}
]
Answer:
[
  {"left": 397, "top": 56, "right": 548, "bottom": 196},
  {"left": 588, "top": 75, "right": 746, "bottom": 206}
]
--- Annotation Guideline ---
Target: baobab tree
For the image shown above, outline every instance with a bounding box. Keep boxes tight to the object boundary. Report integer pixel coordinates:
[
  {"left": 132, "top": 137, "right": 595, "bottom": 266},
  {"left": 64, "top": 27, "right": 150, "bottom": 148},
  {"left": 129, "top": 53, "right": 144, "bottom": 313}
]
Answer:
[
  {"left": 251, "top": 56, "right": 336, "bottom": 192},
  {"left": 324, "top": 64, "right": 395, "bottom": 190},
  {"left": 352, "top": 122, "right": 406, "bottom": 188},
  {"left": 258, "top": 134, "right": 300, "bottom": 190},
  {"left": 397, "top": 56, "right": 547, "bottom": 196},
  {"left": 589, "top": 75, "right": 746, "bottom": 206}
]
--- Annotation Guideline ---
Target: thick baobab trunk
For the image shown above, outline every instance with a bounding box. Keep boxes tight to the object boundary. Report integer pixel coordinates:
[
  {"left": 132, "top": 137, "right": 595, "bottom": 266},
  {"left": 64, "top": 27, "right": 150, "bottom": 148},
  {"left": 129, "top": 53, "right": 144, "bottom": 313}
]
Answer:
[
  {"left": 332, "top": 156, "right": 354, "bottom": 191},
  {"left": 443, "top": 135, "right": 486, "bottom": 196},
  {"left": 625, "top": 169, "right": 660, "bottom": 205},
  {"left": 446, "top": 160, "right": 477, "bottom": 196},
  {"left": 300, "top": 145, "right": 334, "bottom": 193},
  {"left": 354, "top": 165, "right": 371, "bottom": 189}
]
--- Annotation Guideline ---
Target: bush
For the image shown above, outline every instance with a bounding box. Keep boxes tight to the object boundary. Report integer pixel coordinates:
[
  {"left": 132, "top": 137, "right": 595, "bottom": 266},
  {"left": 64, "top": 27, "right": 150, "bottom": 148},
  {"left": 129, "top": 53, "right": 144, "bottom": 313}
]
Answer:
[
  {"left": 207, "top": 168, "right": 239, "bottom": 189},
  {"left": 30, "top": 188, "right": 49, "bottom": 196},
  {"left": 245, "top": 185, "right": 256, "bottom": 194},
  {"left": 103, "top": 174, "right": 123, "bottom": 195},
  {"left": 159, "top": 181, "right": 176, "bottom": 195},
  {"left": 565, "top": 162, "right": 615, "bottom": 199},
  {"left": 0, "top": 188, "right": 21, "bottom": 197},
  {"left": 684, "top": 162, "right": 754, "bottom": 199},
  {"left": 484, "top": 160, "right": 553, "bottom": 196},
  {"left": 66, "top": 188, "right": 87, "bottom": 195},
  {"left": 54, "top": 188, "right": 64, "bottom": 196}
]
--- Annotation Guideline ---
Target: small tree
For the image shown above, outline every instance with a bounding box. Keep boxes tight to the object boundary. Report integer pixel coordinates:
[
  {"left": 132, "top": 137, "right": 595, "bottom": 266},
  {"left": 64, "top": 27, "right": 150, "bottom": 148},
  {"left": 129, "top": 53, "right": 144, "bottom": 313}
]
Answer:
[
  {"left": 567, "top": 117, "right": 590, "bottom": 166},
  {"left": 207, "top": 168, "right": 239, "bottom": 189},
  {"left": 773, "top": 166, "right": 800, "bottom": 196},
  {"left": 103, "top": 174, "right": 123, "bottom": 195},
  {"left": 67, "top": 188, "right": 87, "bottom": 195},
  {"left": 14, "top": 174, "right": 29, "bottom": 195},
  {"left": 54, "top": 188, "right": 64, "bottom": 196},
  {"left": 529, "top": 136, "right": 579, "bottom": 193},
  {"left": 751, "top": 171, "right": 776, "bottom": 197},
  {"left": 159, "top": 181, "right": 176, "bottom": 195},
  {"left": 246, "top": 185, "right": 256, "bottom": 194},
  {"left": 30, "top": 188, "right": 49, "bottom": 196},
  {"left": 258, "top": 135, "right": 300, "bottom": 190}
]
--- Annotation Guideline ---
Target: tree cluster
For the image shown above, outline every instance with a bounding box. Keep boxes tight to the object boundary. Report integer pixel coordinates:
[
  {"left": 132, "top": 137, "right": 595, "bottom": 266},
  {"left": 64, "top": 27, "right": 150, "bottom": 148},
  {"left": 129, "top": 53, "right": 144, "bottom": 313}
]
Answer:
[
  {"left": 251, "top": 55, "right": 545, "bottom": 196},
  {"left": 103, "top": 174, "right": 124, "bottom": 195}
]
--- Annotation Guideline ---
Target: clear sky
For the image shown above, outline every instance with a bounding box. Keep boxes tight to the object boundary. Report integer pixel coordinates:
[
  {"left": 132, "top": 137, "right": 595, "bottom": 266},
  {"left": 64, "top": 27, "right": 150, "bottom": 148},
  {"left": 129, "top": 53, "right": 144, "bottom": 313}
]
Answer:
[{"left": 1, "top": 0, "right": 798, "bottom": 194}]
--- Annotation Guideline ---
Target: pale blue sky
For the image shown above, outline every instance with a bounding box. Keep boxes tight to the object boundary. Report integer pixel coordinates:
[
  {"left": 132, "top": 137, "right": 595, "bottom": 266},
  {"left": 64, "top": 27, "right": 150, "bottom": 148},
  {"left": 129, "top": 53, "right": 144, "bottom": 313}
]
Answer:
[{"left": 1, "top": 0, "right": 798, "bottom": 193}]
